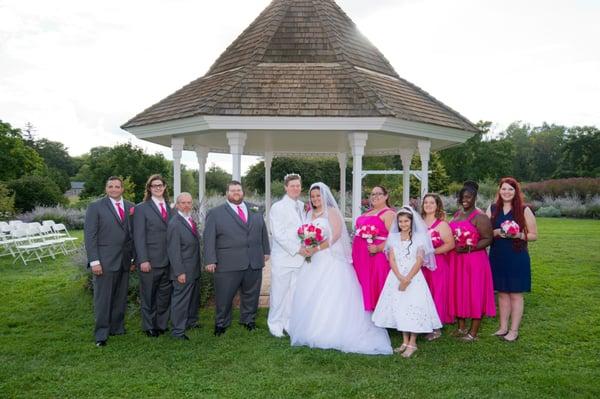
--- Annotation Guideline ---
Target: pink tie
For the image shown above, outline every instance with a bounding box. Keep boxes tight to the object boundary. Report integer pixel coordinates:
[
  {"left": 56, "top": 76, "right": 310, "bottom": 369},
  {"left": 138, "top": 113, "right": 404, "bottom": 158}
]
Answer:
[
  {"left": 159, "top": 203, "right": 167, "bottom": 221},
  {"left": 189, "top": 217, "right": 197, "bottom": 235},
  {"left": 116, "top": 202, "right": 124, "bottom": 221},
  {"left": 237, "top": 205, "right": 247, "bottom": 223}
]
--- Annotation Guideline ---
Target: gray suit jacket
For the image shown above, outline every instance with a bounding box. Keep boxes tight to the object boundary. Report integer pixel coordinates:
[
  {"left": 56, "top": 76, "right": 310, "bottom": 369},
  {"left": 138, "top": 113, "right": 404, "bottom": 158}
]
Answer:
[
  {"left": 133, "top": 200, "right": 173, "bottom": 268},
  {"left": 84, "top": 196, "right": 134, "bottom": 272},
  {"left": 203, "top": 202, "right": 270, "bottom": 273},
  {"left": 167, "top": 214, "right": 201, "bottom": 281}
]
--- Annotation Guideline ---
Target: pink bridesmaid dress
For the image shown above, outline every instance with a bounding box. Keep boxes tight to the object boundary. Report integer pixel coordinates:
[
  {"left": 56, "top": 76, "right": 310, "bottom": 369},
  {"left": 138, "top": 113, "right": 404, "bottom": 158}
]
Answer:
[
  {"left": 352, "top": 208, "right": 392, "bottom": 311},
  {"left": 422, "top": 219, "right": 454, "bottom": 324},
  {"left": 448, "top": 210, "right": 496, "bottom": 319}
]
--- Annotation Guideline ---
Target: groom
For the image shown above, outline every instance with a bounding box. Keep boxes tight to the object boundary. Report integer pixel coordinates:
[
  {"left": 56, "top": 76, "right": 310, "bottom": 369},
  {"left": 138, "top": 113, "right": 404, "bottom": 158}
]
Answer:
[
  {"left": 267, "top": 173, "right": 307, "bottom": 337},
  {"left": 204, "top": 181, "right": 270, "bottom": 336}
]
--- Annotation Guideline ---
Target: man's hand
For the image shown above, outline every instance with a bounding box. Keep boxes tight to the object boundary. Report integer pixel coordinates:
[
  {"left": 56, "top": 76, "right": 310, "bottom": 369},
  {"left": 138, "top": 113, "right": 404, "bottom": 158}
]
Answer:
[
  {"left": 130, "top": 263, "right": 136, "bottom": 272},
  {"left": 205, "top": 264, "right": 216, "bottom": 273},
  {"left": 264, "top": 255, "right": 270, "bottom": 262},
  {"left": 91, "top": 264, "right": 103, "bottom": 276},
  {"left": 140, "top": 261, "right": 152, "bottom": 273},
  {"left": 177, "top": 273, "right": 187, "bottom": 284}
]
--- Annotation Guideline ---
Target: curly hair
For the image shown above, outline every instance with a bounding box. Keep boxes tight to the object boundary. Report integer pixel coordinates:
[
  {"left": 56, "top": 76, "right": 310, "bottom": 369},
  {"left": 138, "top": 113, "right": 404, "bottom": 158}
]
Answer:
[{"left": 420, "top": 193, "right": 445, "bottom": 221}]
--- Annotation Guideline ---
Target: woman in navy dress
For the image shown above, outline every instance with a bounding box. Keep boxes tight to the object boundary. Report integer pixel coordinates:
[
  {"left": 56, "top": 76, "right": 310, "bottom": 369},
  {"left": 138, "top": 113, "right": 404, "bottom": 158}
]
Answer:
[{"left": 486, "top": 177, "right": 537, "bottom": 342}]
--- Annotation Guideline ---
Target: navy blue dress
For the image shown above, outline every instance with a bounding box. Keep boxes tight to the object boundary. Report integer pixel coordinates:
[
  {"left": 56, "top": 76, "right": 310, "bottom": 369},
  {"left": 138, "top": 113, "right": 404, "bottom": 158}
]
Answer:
[{"left": 489, "top": 205, "right": 531, "bottom": 292}]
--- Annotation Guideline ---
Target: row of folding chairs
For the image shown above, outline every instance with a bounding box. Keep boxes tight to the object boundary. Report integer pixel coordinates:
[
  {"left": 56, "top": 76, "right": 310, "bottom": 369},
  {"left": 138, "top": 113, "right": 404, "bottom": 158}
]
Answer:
[{"left": 0, "top": 220, "right": 79, "bottom": 265}]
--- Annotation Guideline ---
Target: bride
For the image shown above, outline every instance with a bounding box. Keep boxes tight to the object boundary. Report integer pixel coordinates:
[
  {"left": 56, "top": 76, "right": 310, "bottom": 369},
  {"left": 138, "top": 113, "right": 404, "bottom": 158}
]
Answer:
[{"left": 287, "top": 182, "right": 392, "bottom": 355}]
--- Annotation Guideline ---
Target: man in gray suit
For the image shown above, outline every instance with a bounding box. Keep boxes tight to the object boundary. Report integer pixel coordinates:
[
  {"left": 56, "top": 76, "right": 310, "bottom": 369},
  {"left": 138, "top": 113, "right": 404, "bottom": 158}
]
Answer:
[
  {"left": 167, "top": 192, "right": 201, "bottom": 341},
  {"left": 133, "top": 174, "right": 173, "bottom": 338},
  {"left": 84, "top": 176, "right": 135, "bottom": 347},
  {"left": 204, "top": 181, "right": 270, "bottom": 336}
]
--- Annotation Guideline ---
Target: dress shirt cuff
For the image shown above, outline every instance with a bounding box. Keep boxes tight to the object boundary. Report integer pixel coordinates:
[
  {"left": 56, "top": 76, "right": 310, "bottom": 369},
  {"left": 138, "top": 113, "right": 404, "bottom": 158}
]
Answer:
[{"left": 90, "top": 260, "right": 100, "bottom": 266}]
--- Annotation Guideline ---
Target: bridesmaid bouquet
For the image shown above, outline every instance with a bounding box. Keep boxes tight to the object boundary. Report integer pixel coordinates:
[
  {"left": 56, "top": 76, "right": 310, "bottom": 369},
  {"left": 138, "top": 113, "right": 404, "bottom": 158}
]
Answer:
[
  {"left": 297, "top": 223, "right": 325, "bottom": 263},
  {"left": 429, "top": 229, "right": 443, "bottom": 248},
  {"left": 500, "top": 220, "right": 520, "bottom": 237},
  {"left": 453, "top": 228, "right": 476, "bottom": 249},
  {"left": 356, "top": 224, "right": 380, "bottom": 256}
]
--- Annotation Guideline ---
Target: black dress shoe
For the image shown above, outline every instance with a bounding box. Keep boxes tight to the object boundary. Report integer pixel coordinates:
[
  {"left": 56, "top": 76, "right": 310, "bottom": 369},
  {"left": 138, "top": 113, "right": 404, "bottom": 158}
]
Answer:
[
  {"left": 144, "top": 329, "right": 159, "bottom": 337},
  {"left": 173, "top": 334, "right": 190, "bottom": 341},
  {"left": 214, "top": 326, "right": 227, "bottom": 336},
  {"left": 243, "top": 322, "right": 257, "bottom": 331},
  {"left": 156, "top": 328, "right": 169, "bottom": 335},
  {"left": 95, "top": 340, "right": 107, "bottom": 347}
]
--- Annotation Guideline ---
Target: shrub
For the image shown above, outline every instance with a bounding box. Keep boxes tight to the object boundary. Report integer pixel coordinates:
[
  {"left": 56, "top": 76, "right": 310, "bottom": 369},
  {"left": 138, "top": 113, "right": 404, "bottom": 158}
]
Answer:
[
  {"left": 17, "top": 206, "right": 86, "bottom": 229},
  {"left": 0, "top": 182, "right": 15, "bottom": 220},
  {"left": 536, "top": 206, "right": 561, "bottom": 218},
  {"left": 523, "top": 178, "right": 600, "bottom": 200},
  {"left": 7, "top": 175, "right": 67, "bottom": 212}
]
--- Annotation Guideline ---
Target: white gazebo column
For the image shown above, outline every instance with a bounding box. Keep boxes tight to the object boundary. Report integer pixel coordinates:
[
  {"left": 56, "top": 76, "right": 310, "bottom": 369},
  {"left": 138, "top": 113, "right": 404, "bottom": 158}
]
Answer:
[
  {"left": 226, "top": 131, "right": 247, "bottom": 181},
  {"left": 264, "top": 151, "right": 273, "bottom": 224},
  {"left": 348, "top": 132, "right": 368, "bottom": 223},
  {"left": 194, "top": 145, "right": 209, "bottom": 203},
  {"left": 337, "top": 152, "right": 347, "bottom": 217},
  {"left": 418, "top": 139, "right": 431, "bottom": 198},
  {"left": 399, "top": 148, "right": 414, "bottom": 205},
  {"left": 171, "top": 137, "right": 185, "bottom": 199}
]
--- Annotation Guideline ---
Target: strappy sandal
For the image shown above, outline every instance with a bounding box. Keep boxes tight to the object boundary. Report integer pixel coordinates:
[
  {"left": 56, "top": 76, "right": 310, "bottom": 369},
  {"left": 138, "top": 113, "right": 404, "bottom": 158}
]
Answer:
[
  {"left": 401, "top": 345, "right": 418, "bottom": 358},
  {"left": 450, "top": 328, "right": 468, "bottom": 337},
  {"left": 425, "top": 330, "right": 442, "bottom": 341},
  {"left": 460, "top": 333, "right": 479, "bottom": 342},
  {"left": 393, "top": 343, "right": 408, "bottom": 353},
  {"left": 492, "top": 329, "right": 509, "bottom": 337},
  {"left": 503, "top": 330, "right": 519, "bottom": 342}
]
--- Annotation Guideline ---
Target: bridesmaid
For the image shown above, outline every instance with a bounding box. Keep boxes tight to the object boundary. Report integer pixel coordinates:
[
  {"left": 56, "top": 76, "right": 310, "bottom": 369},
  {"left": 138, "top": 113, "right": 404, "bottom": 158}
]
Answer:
[
  {"left": 352, "top": 185, "right": 395, "bottom": 311},
  {"left": 448, "top": 181, "right": 496, "bottom": 341},
  {"left": 421, "top": 193, "right": 455, "bottom": 340},
  {"left": 487, "top": 177, "right": 537, "bottom": 342}
]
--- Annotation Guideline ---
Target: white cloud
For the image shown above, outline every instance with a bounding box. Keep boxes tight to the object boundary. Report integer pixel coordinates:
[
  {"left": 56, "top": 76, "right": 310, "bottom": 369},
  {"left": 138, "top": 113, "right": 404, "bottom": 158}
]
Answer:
[{"left": 1, "top": 0, "right": 599, "bottom": 174}]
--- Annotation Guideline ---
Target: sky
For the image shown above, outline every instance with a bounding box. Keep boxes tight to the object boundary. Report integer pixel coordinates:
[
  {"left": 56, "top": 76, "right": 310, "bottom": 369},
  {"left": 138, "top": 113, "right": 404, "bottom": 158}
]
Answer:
[{"left": 1, "top": 0, "right": 599, "bottom": 174}]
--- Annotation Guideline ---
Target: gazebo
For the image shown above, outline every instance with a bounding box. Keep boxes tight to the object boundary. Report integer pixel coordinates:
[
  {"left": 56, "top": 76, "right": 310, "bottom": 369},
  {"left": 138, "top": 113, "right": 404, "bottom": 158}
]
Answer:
[{"left": 122, "top": 0, "right": 478, "bottom": 221}]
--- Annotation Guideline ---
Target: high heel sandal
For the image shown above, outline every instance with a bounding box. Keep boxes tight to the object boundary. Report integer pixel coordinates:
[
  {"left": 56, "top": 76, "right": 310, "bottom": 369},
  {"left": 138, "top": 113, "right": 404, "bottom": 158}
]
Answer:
[
  {"left": 503, "top": 330, "right": 519, "bottom": 342},
  {"left": 401, "top": 345, "right": 418, "bottom": 358},
  {"left": 393, "top": 343, "right": 408, "bottom": 353},
  {"left": 460, "top": 333, "right": 479, "bottom": 342},
  {"left": 450, "top": 328, "right": 467, "bottom": 337}
]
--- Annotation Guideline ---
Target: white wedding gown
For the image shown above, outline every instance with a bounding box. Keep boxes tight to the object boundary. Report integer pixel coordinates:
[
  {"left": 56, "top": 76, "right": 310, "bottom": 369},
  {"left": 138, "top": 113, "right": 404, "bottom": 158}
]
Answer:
[{"left": 288, "top": 217, "right": 392, "bottom": 355}]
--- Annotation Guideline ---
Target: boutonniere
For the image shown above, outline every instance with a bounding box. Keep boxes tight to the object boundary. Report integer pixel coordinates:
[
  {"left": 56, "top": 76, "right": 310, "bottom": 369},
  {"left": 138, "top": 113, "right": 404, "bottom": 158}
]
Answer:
[
  {"left": 250, "top": 205, "right": 259, "bottom": 213},
  {"left": 129, "top": 207, "right": 135, "bottom": 216}
]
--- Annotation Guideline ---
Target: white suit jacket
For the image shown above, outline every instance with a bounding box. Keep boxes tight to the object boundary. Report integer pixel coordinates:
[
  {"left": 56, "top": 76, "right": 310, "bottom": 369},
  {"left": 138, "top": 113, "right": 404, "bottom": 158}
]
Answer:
[{"left": 269, "top": 195, "right": 305, "bottom": 269}]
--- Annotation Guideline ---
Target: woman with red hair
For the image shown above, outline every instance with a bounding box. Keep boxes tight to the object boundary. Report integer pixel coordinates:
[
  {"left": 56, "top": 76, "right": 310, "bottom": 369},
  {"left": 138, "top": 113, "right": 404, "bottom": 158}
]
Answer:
[{"left": 486, "top": 177, "right": 538, "bottom": 342}]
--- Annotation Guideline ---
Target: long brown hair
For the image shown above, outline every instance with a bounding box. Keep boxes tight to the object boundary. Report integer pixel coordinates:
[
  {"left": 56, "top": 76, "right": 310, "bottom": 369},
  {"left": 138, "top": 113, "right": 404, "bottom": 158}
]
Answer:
[
  {"left": 143, "top": 174, "right": 170, "bottom": 203},
  {"left": 420, "top": 193, "right": 445, "bottom": 221},
  {"left": 372, "top": 185, "right": 392, "bottom": 208},
  {"left": 492, "top": 177, "right": 528, "bottom": 250}
]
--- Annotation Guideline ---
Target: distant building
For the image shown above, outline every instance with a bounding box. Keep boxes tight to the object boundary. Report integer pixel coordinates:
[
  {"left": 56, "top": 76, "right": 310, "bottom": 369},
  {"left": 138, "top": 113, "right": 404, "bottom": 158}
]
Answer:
[{"left": 65, "top": 181, "right": 84, "bottom": 197}]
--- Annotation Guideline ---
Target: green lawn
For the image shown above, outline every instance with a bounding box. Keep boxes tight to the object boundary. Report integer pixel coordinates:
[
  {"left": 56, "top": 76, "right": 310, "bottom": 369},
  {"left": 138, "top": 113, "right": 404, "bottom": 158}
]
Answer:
[{"left": 1, "top": 219, "right": 599, "bottom": 398}]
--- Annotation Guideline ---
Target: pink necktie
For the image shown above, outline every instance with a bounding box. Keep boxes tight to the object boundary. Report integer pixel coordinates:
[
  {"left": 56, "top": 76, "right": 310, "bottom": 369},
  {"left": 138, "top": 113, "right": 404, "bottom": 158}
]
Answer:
[
  {"left": 189, "top": 217, "right": 197, "bottom": 235},
  {"left": 237, "top": 205, "right": 247, "bottom": 223},
  {"left": 159, "top": 203, "right": 167, "bottom": 221},
  {"left": 116, "top": 202, "right": 124, "bottom": 221}
]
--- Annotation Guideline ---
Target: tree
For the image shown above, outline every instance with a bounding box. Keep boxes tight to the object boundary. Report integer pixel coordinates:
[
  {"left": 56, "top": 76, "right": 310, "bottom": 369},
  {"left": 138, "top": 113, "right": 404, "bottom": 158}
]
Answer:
[
  {"left": 0, "top": 120, "right": 46, "bottom": 182},
  {"left": 30, "top": 138, "right": 78, "bottom": 176},
  {"left": 7, "top": 175, "right": 67, "bottom": 212},
  {"left": 203, "top": 165, "right": 231, "bottom": 195},
  {"left": 555, "top": 126, "right": 600, "bottom": 178},
  {"left": 79, "top": 143, "right": 171, "bottom": 203}
]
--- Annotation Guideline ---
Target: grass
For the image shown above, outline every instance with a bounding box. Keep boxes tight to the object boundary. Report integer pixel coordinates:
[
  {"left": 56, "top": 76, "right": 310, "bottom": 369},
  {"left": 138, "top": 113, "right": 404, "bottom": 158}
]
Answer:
[{"left": 0, "top": 219, "right": 599, "bottom": 398}]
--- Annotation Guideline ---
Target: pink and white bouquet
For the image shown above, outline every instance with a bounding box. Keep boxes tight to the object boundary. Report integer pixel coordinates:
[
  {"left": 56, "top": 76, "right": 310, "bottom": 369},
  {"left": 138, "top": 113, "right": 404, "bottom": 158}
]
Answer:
[
  {"left": 297, "top": 223, "right": 325, "bottom": 263},
  {"left": 500, "top": 220, "right": 520, "bottom": 237},
  {"left": 453, "top": 228, "right": 477, "bottom": 249},
  {"left": 356, "top": 224, "right": 380, "bottom": 256},
  {"left": 429, "top": 229, "right": 443, "bottom": 248}
]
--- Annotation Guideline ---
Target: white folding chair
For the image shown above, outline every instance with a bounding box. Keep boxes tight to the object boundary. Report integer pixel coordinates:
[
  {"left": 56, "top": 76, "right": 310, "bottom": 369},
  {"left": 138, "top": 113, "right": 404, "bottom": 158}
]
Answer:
[{"left": 51, "top": 223, "right": 79, "bottom": 253}]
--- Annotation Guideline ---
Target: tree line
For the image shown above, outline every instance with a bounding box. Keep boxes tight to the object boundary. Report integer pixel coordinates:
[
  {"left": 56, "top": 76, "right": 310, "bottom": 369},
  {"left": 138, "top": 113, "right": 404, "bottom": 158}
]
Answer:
[{"left": 1, "top": 118, "right": 598, "bottom": 214}]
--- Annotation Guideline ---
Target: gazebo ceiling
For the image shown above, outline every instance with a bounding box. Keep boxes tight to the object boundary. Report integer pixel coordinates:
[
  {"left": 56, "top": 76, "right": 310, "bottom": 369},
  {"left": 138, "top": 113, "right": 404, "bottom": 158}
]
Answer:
[{"left": 122, "top": 0, "right": 478, "bottom": 151}]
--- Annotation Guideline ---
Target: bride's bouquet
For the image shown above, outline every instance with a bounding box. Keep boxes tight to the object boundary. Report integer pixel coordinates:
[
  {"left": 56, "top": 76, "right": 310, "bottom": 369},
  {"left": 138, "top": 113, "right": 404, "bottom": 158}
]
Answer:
[
  {"left": 297, "top": 223, "right": 326, "bottom": 263},
  {"left": 429, "top": 229, "right": 443, "bottom": 248},
  {"left": 500, "top": 220, "right": 520, "bottom": 237},
  {"left": 453, "top": 228, "right": 477, "bottom": 249}
]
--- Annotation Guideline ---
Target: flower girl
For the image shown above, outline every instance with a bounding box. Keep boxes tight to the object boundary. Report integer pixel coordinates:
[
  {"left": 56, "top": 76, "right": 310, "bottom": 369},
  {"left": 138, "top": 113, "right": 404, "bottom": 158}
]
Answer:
[{"left": 372, "top": 206, "right": 442, "bottom": 357}]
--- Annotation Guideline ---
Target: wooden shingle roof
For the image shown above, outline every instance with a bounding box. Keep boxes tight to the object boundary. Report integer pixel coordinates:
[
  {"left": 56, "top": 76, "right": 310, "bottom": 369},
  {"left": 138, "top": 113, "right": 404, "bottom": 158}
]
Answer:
[{"left": 122, "top": 0, "right": 477, "bottom": 132}]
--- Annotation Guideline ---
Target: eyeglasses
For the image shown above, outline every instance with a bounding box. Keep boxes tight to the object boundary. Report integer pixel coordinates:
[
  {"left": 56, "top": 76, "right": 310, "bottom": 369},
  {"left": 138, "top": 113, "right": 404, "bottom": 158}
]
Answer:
[
  {"left": 370, "top": 192, "right": 385, "bottom": 197},
  {"left": 150, "top": 184, "right": 164, "bottom": 188}
]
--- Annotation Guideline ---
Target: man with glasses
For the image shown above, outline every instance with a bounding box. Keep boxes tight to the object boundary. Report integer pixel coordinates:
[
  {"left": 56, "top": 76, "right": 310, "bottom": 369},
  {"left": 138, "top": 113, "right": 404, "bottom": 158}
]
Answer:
[{"left": 133, "top": 174, "right": 174, "bottom": 337}]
